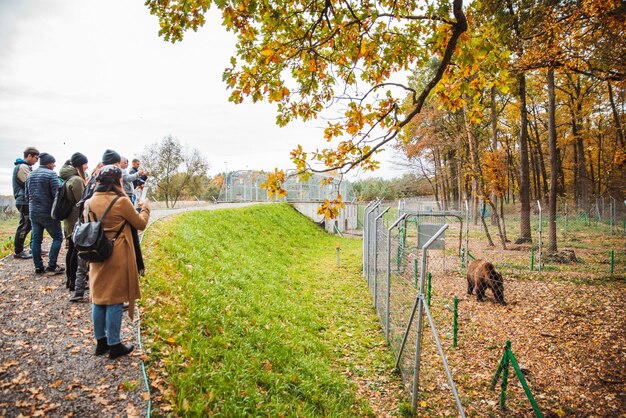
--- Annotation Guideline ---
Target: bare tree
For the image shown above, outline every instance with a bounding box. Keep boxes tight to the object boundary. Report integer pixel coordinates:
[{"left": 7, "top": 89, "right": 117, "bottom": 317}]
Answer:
[{"left": 140, "top": 135, "right": 209, "bottom": 208}]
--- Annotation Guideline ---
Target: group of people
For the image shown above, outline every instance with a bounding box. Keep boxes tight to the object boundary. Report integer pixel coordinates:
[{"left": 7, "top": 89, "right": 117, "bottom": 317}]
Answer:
[{"left": 12, "top": 147, "right": 151, "bottom": 359}]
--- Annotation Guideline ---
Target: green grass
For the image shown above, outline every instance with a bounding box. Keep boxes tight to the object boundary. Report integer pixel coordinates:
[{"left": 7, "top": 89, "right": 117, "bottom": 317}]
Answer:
[
  {"left": 141, "top": 204, "right": 406, "bottom": 416},
  {"left": 0, "top": 215, "right": 18, "bottom": 258}
]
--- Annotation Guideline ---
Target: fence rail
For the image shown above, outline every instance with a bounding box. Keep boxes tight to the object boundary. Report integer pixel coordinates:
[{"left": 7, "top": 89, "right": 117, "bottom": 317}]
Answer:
[{"left": 363, "top": 200, "right": 466, "bottom": 414}]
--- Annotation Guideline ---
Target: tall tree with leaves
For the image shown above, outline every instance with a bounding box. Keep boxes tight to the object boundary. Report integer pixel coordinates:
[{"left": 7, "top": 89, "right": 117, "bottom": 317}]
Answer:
[{"left": 146, "top": 0, "right": 469, "bottom": 216}]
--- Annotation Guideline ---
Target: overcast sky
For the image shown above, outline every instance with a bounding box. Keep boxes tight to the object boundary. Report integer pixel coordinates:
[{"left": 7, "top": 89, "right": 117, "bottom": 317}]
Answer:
[{"left": 0, "top": 0, "right": 404, "bottom": 195}]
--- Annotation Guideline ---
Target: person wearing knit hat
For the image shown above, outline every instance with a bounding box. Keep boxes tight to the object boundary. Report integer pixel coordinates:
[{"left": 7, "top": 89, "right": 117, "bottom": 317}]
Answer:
[
  {"left": 96, "top": 164, "right": 123, "bottom": 182},
  {"left": 60, "top": 153, "right": 90, "bottom": 300},
  {"left": 25, "top": 152, "right": 64, "bottom": 275},
  {"left": 38, "top": 153, "right": 56, "bottom": 167},
  {"left": 102, "top": 149, "right": 121, "bottom": 165},
  {"left": 86, "top": 161, "right": 150, "bottom": 359},
  {"left": 70, "top": 152, "right": 88, "bottom": 168}
]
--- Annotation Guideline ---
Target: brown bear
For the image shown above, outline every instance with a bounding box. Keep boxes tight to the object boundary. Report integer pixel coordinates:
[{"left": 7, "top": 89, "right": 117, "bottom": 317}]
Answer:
[{"left": 467, "top": 259, "right": 506, "bottom": 305}]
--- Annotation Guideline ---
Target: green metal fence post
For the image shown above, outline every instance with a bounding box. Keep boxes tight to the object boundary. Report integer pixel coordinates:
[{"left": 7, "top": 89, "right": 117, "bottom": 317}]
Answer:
[
  {"left": 490, "top": 350, "right": 506, "bottom": 390},
  {"left": 500, "top": 341, "right": 511, "bottom": 410},
  {"left": 610, "top": 250, "right": 614, "bottom": 274},
  {"left": 507, "top": 344, "right": 544, "bottom": 417},
  {"left": 427, "top": 272, "right": 432, "bottom": 307},
  {"left": 414, "top": 258, "right": 418, "bottom": 287},
  {"left": 530, "top": 248, "right": 535, "bottom": 271},
  {"left": 453, "top": 297, "right": 458, "bottom": 348}
]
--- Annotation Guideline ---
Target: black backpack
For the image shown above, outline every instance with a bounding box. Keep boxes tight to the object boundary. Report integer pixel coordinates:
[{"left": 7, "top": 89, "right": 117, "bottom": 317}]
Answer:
[
  {"left": 51, "top": 179, "right": 76, "bottom": 220},
  {"left": 73, "top": 196, "right": 126, "bottom": 262},
  {"left": 76, "top": 175, "right": 98, "bottom": 222}
]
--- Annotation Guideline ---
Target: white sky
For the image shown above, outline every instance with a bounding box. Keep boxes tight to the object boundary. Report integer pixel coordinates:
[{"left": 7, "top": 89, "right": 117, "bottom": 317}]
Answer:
[{"left": 0, "top": 0, "right": 405, "bottom": 195}]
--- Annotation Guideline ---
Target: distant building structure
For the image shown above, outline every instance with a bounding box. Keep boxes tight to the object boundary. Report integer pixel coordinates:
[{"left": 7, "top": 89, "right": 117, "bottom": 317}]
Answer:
[{"left": 218, "top": 170, "right": 357, "bottom": 233}]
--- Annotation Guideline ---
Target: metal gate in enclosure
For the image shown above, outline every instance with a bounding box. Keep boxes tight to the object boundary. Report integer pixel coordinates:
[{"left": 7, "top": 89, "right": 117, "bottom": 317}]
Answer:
[{"left": 363, "top": 200, "right": 466, "bottom": 415}]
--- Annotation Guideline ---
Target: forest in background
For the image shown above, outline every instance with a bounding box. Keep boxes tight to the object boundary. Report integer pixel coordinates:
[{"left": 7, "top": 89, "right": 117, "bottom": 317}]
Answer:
[{"left": 392, "top": 0, "right": 625, "bottom": 253}]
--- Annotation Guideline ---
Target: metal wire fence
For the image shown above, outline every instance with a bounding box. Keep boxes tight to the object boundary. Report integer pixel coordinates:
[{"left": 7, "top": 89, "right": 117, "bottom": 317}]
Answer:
[
  {"left": 363, "top": 197, "right": 625, "bottom": 416},
  {"left": 364, "top": 201, "right": 466, "bottom": 415},
  {"left": 218, "top": 169, "right": 356, "bottom": 202}
]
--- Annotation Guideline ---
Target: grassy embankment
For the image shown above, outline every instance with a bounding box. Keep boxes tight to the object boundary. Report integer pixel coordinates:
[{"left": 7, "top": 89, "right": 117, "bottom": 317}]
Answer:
[
  {"left": 0, "top": 216, "right": 18, "bottom": 258},
  {"left": 140, "top": 203, "right": 409, "bottom": 417}
]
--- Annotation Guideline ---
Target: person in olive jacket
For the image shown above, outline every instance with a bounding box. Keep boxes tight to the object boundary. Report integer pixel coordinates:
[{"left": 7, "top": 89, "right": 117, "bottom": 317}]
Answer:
[
  {"left": 84, "top": 164, "right": 150, "bottom": 359},
  {"left": 59, "top": 153, "right": 89, "bottom": 295}
]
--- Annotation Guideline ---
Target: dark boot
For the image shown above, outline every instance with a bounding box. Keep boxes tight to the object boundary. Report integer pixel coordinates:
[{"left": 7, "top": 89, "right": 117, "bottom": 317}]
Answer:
[
  {"left": 69, "top": 292, "right": 85, "bottom": 302},
  {"left": 108, "top": 343, "right": 134, "bottom": 359},
  {"left": 95, "top": 338, "right": 109, "bottom": 356}
]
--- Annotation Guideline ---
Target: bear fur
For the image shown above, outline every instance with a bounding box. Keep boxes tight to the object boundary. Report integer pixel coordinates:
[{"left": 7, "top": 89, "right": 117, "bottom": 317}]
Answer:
[{"left": 466, "top": 259, "right": 506, "bottom": 305}]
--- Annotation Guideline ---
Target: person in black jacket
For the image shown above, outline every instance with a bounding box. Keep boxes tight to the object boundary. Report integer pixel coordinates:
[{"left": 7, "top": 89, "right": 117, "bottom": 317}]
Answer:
[{"left": 12, "top": 147, "right": 39, "bottom": 259}]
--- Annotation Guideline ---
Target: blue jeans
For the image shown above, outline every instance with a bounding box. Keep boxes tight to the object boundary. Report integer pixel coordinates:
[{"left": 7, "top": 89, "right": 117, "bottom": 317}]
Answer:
[
  {"left": 30, "top": 214, "right": 63, "bottom": 270},
  {"left": 92, "top": 304, "right": 124, "bottom": 345}
]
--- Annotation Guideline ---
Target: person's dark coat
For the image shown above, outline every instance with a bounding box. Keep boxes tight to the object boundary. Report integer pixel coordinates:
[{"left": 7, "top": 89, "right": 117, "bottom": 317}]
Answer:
[{"left": 25, "top": 166, "right": 60, "bottom": 217}]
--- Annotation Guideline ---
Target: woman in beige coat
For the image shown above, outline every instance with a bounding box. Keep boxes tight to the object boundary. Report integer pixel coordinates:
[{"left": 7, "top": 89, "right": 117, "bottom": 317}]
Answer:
[{"left": 84, "top": 165, "right": 150, "bottom": 359}]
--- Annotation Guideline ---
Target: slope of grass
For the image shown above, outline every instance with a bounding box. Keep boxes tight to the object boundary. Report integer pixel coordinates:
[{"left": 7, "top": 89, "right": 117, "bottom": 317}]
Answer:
[{"left": 140, "top": 204, "right": 408, "bottom": 416}]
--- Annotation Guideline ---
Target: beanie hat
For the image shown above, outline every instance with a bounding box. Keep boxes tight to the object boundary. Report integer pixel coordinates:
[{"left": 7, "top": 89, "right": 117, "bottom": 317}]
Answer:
[
  {"left": 102, "top": 149, "right": 121, "bottom": 165},
  {"left": 39, "top": 153, "right": 55, "bottom": 166},
  {"left": 70, "top": 152, "right": 88, "bottom": 168},
  {"left": 96, "top": 165, "right": 122, "bottom": 183}
]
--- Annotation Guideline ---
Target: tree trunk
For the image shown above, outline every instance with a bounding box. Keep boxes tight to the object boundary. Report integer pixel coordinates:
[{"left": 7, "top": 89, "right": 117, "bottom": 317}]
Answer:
[
  {"left": 529, "top": 134, "right": 540, "bottom": 202},
  {"left": 516, "top": 73, "right": 532, "bottom": 243},
  {"left": 557, "top": 147, "right": 566, "bottom": 197},
  {"left": 597, "top": 131, "right": 603, "bottom": 196},
  {"left": 500, "top": 195, "right": 509, "bottom": 242},
  {"left": 434, "top": 147, "right": 448, "bottom": 210},
  {"left": 547, "top": 68, "right": 558, "bottom": 254},
  {"left": 463, "top": 106, "right": 507, "bottom": 248},
  {"left": 449, "top": 152, "right": 460, "bottom": 210},
  {"left": 472, "top": 179, "right": 478, "bottom": 225},
  {"left": 529, "top": 110, "right": 549, "bottom": 201},
  {"left": 608, "top": 81, "right": 625, "bottom": 148},
  {"left": 490, "top": 85, "right": 499, "bottom": 226},
  {"left": 573, "top": 139, "right": 580, "bottom": 208},
  {"left": 573, "top": 104, "right": 590, "bottom": 214}
]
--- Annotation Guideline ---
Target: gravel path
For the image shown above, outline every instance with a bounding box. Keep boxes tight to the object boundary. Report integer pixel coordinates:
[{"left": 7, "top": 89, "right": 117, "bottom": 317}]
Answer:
[{"left": 0, "top": 203, "right": 258, "bottom": 417}]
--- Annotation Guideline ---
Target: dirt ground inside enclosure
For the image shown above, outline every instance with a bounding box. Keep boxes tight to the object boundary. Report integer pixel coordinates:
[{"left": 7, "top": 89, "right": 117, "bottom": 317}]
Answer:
[{"left": 411, "top": 238, "right": 626, "bottom": 418}]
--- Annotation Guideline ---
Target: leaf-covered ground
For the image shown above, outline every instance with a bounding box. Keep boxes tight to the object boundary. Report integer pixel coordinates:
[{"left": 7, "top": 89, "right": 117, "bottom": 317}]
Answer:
[
  {"left": 410, "top": 219, "right": 626, "bottom": 417},
  {"left": 0, "top": 246, "right": 147, "bottom": 417}
]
